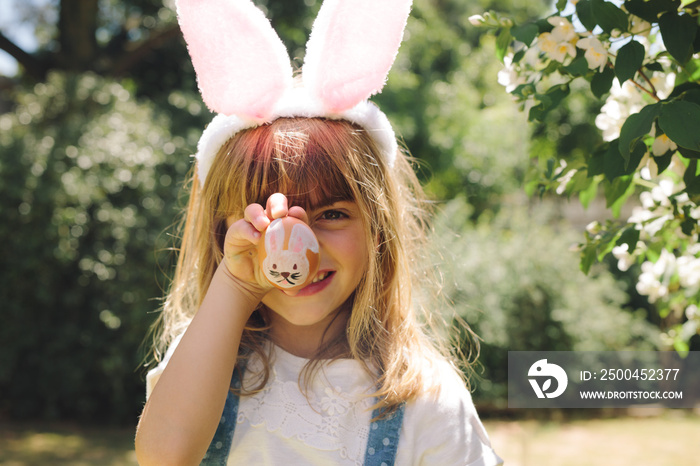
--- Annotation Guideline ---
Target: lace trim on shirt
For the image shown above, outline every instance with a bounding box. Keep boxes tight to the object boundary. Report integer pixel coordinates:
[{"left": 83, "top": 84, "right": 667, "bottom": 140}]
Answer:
[{"left": 237, "top": 366, "right": 374, "bottom": 464}]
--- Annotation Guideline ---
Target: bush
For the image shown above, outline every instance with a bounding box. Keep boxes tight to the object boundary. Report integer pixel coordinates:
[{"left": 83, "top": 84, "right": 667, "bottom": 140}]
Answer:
[
  {"left": 0, "top": 72, "right": 196, "bottom": 424},
  {"left": 434, "top": 197, "right": 660, "bottom": 403}
]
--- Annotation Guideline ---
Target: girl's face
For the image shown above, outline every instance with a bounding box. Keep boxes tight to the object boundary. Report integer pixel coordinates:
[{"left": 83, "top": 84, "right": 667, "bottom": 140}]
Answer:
[{"left": 261, "top": 200, "right": 369, "bottom": 351}]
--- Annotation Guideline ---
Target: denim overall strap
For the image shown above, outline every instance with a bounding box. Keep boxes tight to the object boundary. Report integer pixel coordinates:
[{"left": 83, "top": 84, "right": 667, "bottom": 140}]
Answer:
[
  {"left": 363, "top": 402, "right": 406, "bottom": 466},
  {"left": 201, "top": 366, "right": 245, "bottom": 465}
]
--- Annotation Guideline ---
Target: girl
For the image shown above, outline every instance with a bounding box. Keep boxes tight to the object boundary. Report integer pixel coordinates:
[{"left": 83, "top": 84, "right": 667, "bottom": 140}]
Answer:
[{"left": 136, "top": 1, "right": 502, "bottom": 465}]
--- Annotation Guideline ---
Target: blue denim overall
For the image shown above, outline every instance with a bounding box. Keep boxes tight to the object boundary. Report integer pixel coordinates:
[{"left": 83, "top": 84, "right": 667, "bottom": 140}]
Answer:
[{"left": 201, "top": 366, "right": 405, "bottom": 466}]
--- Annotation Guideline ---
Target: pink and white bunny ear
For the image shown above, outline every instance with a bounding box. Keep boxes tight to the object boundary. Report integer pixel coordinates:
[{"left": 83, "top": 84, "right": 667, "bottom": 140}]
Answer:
[
  {"left": 265, "top": 219, "right": 285, "bottom": 253},
  {"left": 302, "top": 0, "right": 413, "bottom": 114},
  {"left": 289, "top": 223, "right": 320, "bottom": 254},
  {"left": 176, "top": 0, "right": 293, "bottom": 120}
]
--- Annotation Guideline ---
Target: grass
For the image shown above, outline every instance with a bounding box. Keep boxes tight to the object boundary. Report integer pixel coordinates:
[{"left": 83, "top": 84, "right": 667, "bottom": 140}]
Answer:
[
  {"left": 0, "top": 423, "right": 137, "bottom": 466},
  {"left": 484, "top": 411, "right": 700, "bottom": 466},
  {"left": 1, "top": 413, "right": 698, "bottom": 465}
]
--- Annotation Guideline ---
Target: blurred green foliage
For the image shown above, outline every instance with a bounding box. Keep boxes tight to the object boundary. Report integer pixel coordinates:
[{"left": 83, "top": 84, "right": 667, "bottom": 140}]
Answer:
[
  {"left": 435, "top": 197, "right": 660, "bottom": 403},
  {"left": 0, "top": 72, "right": 196, "bottom": 423}
]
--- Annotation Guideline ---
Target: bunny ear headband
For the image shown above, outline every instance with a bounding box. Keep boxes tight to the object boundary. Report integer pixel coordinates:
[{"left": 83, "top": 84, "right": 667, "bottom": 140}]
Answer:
[{"left": 175, "top": 0, "right": 413, "bottom": 186}]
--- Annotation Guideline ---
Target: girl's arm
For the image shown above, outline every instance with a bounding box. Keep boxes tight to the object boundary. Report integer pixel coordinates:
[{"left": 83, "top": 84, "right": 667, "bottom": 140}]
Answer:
[
  {"left": 135, "top": 194, "right": 297, "bottom": 466},
  {"left": 135, "top": 264, "right": 259, "bottom": 466}
]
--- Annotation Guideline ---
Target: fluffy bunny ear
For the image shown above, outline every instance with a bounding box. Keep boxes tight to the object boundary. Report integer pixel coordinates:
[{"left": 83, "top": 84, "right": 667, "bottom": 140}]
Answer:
[
  {"left": 302, "top": 0, "right": 412, "bottom": 114},
  {"left": 176, "top": 0, "right": 293, "bottom": 120}
]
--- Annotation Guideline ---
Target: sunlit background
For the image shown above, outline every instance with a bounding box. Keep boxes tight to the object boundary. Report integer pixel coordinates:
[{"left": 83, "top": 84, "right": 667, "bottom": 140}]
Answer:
[{"left": 0, "top": 0, "right": 697, "bottom": 464}]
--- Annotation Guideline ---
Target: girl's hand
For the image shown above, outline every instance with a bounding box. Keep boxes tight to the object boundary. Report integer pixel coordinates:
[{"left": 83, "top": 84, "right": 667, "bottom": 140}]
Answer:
[{"left": 223, "top": 193, "right": 309, "bottom": 297}]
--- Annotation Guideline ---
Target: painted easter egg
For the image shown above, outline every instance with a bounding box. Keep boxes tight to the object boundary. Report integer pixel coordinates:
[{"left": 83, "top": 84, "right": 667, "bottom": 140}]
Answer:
[{"left": 258, "top": 216, "right": 320, "bottom": 291}]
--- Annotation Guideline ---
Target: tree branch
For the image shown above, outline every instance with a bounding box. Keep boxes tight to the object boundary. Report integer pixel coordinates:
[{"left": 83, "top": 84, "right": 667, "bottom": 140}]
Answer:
[
  {"left": 110, "top": 26, "right": 181, "bottom": 76},
  {"left": 0, "top": 32, "right": 47, "bottom": 80}
]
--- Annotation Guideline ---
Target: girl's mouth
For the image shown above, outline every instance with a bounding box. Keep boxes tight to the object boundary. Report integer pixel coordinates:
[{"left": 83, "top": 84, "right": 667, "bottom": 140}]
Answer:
[
  {"left": 311, "top": 271, "right": 333, "bottom": 284},
  {"left": 295, "top": 270, "right": 335, "bottom": 296}
]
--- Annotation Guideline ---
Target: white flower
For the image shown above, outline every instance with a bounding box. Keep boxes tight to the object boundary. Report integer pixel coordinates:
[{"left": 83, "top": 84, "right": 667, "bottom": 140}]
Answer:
[
  {"left": 548, "top": 17, "right": 577, "bottom": 42},
  {"left": 498, "top": 55, "right": 526, "bottom": 92},
  {"left": 690, "top": 206, "right": 700, "bottom": 220},
  {"left": 677, "top": 255, "right": 700, "bottom": 290},
  {"left": 586, "top": 221, "right": 601, "bottom": 235},
  {"left": 595, "top": 104, "right": 624, "bottom": 141},
  {"left": 556, "top": 168, "right": 577, "bottom": 194},
  {"left": 639, "top": 191, "right": 655, "bottom": 209},
  {"left": 651, "top": 179, "right": 674, "bottom": 206},
  {"left": 636, "top": 249, "right": 676, "bottom": 302},
  {"left": 537, "top": 32, "right": 557, "bottom": 54},
  {"left": 537, "top": 32, "right": 576, "bottom": 63},
  {"left": 612, "top": 243, "right": 635, "bottom": 272},
  {"left": 638, "top": 153, "right": 658, "bottom": 180},
  {"left": 636, "top": 267, "right": 667, "bottom": 302},
  {"left": 644, "top": 213, "right": 673, "bottom": 236},
  {"left": 576, "top": 37, "right": 608, "bottom": 72},
  {"left": 652, "top": 72, "right": 676, "bottom": 100},
  {"left": 468, "top": 15, "right": 485, "bottom": 26},
  {"left": 651, "top": 134, "right": 677, "bottom": 156}
]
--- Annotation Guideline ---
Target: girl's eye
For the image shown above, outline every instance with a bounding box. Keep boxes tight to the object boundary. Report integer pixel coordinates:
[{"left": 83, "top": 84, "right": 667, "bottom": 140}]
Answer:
[{"left": 320, "top": 210, "right": 346, "bottom": 221}]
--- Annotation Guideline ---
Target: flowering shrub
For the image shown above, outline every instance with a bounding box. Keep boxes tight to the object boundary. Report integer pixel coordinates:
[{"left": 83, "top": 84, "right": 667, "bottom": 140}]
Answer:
[{"left": 471, "top": 0, "right": 700, "bottom": 352}]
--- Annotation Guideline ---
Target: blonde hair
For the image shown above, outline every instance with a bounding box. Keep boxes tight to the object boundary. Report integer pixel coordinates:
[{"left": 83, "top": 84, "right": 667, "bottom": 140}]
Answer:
[{"left": 151, "top": 117, "right": 473, "bottom": 412}]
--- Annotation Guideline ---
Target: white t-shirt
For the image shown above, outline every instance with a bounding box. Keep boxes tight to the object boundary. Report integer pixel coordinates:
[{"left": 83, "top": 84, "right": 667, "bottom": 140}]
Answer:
[{"left": 146, "top": 338, "right": 503, "bottom": 466}]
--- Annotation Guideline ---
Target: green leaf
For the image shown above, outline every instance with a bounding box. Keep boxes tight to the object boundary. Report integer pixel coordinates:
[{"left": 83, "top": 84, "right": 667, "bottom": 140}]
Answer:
[
  {"left": 564, "top": 53, "right": 590, "bottom": 76},
  {"left": 588, "top": 144, "right": 606, "bottom": 177},
  {"left": 616, "top": 226, "right": 640, "bottom": 251},
  {"left": 615, "top": 40, "right": 645, "bottom": 84},
  {"left": 580, "top": 242, "right": 597, "bottom": 274},
  {"left": 603, "top": 140, "right": 625, "bottom": 179},
  {"left": 681, "top": 88, "right": 700, "bottom": 106},
  {"left": 618, "top": 103, "right": 660, "bottom": 161},
  {"left": 528, "top": 84, "right": 570, "bottom": 121},
  {"left": 603, "top": 141, "right": 645, "bottom": 180},
  {"left": 607, "top": 175, "right": 636, "bottom": 217},
  {"left": 590, "top": 66, "right": 615, "bottom": 98},
  {"left": 624, "top": 0, "right": 681, "bottom": 23},
  {"left": 643, "top": 62, "right": 664, "bottom": 72},
  {"left": 681, "top": 214, "right": 696, "bottom": 236},
  {"left": 592, "top": 0, "right": 629, "bottom": 33},
  {"left": 496, "top": 27, "right": 512, "bottom": 62},
  {"left": 658, "top": 12, "right": 697, "bottom": 64},
  {"left": 511, "top": 23, "right": 539, "bottom": 46},
  {"left": 579, "top": 175, "right": 600, "bottom": 208},
  {"left": 576, "top": 0, "right": 597, "bottom": 31},
  {"left": 683, "top": 159, "right": 700, "bottom": 194},
  {"left": 658, "top": 100, "right": 700, "bottom": 151},
  {"left": 556, "top": 0, "right": 568, "bottom": 11},
  {"left": 653, "top": 151, "right": 673, "bottom": 173}
]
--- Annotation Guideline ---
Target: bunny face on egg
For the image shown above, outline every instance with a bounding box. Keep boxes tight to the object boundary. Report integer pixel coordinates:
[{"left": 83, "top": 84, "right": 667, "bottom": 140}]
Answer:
[{"left": 259, "top": 217, "right": 320, "bottom": 291}]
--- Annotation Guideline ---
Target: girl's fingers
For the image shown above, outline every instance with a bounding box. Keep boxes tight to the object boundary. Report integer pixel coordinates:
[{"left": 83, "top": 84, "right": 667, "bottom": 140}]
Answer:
[
  {"left": 243, "top": 203, "right": 270, "bottom": 232},
  {"left": 265, "top": 193, "right": 288, "bottom": 220},
  {"left": 287, "top": 205, "right": 309, "bottom": 224},
  {"left": 226, "top": 218, "right": 261, "bottom": 247}
]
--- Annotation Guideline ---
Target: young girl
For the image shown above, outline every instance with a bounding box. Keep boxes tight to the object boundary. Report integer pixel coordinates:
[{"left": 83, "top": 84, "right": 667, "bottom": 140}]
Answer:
[{"left": 136, "top": 1, "right": 502, "bottom": 465}]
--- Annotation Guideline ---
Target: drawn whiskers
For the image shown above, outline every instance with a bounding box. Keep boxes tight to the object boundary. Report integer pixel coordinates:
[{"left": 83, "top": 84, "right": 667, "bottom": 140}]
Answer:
[{"left": 268, "top": 270, "right": 302, "bottom": 285}]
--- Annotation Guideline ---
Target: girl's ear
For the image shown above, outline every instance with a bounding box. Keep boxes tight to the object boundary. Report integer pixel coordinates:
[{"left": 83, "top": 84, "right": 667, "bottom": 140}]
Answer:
[
  {"left": 302, "top": 0, "right": 413, "bottom": 113},
  {"left": 176, "top": 0, "right": 293, "bottom": 119}
]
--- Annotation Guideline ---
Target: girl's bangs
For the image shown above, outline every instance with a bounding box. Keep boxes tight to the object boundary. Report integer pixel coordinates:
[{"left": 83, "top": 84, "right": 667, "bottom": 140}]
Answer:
[{"left": 244, "top": 119, "right": 357, "bottom": 211}]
